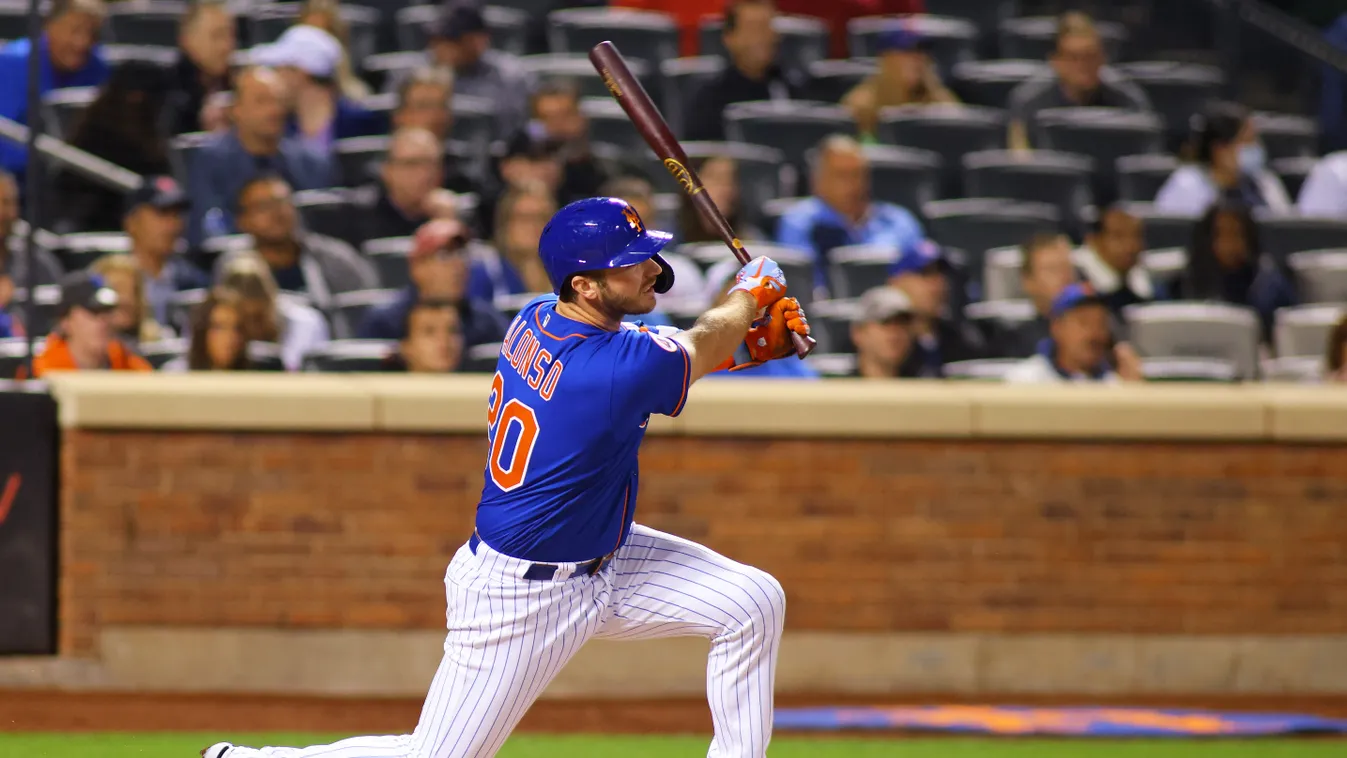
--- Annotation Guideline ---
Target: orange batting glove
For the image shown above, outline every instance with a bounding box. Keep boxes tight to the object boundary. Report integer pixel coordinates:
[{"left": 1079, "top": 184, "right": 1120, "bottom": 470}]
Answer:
[
  {"left": 721, "top": 297, "right": 810, "bottom": 371},
  {"left": 726, "top": 256, "right": 788, "bottom": 310}
]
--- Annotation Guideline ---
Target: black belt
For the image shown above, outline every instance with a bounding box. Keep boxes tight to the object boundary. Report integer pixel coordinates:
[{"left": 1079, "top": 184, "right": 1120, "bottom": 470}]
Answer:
[{"left": 468, "top": 533, "right": 609, "bottom": 580}]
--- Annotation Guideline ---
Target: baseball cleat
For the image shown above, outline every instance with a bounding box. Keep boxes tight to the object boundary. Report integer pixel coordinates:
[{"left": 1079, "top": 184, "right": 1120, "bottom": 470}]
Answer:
[{"left": 201, "top": 742, "right": 233, "bottom": 758}]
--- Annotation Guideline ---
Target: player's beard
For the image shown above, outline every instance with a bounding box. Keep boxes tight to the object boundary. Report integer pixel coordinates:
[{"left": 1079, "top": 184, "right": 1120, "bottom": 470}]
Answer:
[{"left": 596, "top": 277, "right": 657, "bottom": 318}]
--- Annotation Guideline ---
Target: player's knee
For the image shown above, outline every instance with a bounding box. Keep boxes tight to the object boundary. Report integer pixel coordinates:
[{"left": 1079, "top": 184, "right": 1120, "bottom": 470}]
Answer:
[{"left": 733, "top": 566, "right": 786, "bottom": 638}]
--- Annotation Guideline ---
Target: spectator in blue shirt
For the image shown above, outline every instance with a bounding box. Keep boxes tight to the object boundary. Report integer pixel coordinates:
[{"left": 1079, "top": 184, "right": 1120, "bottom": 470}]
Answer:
[
  {"left": 889, "top": 238, "right": 986, "bottom": 378},
  {"left": 186, "top": 66, "right": 335, "bottom": 248},
  {"left": 123, "top": 176, "right": 209, "bottom": 328},
  {"left": 776, "top": 135, "right": 925, "bottom": 296},
  {"left": 0, "top": 0, "right": 110, "bottom": 177}
]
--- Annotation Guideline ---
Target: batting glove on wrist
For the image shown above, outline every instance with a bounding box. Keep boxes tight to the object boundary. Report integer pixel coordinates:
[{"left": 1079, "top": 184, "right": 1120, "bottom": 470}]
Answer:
[{"left": 727, "top": 256, "right": 787, "bottom": 310}]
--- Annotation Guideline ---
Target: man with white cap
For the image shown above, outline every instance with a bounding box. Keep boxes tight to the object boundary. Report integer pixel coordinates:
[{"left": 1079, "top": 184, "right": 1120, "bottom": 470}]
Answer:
[{"left": 251, "top": 24, "right": 383, "bottom": 152}]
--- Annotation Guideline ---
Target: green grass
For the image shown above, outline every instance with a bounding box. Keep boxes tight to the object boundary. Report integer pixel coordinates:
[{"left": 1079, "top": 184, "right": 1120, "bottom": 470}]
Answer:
[{"left": 1, "top": 733, "right": 1343, "bottom": 758}]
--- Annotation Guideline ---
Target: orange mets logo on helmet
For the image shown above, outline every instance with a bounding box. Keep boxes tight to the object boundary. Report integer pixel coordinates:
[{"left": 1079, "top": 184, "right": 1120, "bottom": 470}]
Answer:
[{"left": 622, "top": 205, "right": 644, "bottom": 232}]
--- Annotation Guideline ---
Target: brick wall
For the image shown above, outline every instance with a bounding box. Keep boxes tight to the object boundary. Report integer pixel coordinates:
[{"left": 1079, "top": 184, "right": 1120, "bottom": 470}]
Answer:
[{"left": 60, "top": 431, "right": 1347, "bottom": 656}]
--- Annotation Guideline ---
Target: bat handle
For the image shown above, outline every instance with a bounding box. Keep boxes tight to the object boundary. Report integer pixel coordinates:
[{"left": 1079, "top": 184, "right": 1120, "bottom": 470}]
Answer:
[{"left": 790, "top": 331, "right": 817, "bottom": 358}]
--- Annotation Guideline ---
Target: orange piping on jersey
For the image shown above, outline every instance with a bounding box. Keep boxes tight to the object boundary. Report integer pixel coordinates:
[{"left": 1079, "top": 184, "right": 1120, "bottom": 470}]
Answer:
[
  {"left": 670, "top": 343, "right": 691, "bottom": 417},
  {"left": 535, "top": 307, "right": 590, "bottom": 342}
]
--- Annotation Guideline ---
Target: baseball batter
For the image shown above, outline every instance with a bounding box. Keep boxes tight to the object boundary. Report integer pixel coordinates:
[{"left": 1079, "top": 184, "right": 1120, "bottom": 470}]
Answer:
[{"left": 204, "top": 197, "right": 810, "bottom": 758}]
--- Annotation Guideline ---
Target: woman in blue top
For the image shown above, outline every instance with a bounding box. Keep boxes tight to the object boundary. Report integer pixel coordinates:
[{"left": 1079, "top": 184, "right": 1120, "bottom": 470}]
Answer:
[{"left": 1154, "top": 101, "right": 1292, "bottom": 215}]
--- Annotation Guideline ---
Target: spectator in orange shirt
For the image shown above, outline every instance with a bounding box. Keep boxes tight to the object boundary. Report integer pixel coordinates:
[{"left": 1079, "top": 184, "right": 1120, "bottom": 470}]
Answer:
[{"left": 28, "top": 271, "right": 152, "bottom": 377}]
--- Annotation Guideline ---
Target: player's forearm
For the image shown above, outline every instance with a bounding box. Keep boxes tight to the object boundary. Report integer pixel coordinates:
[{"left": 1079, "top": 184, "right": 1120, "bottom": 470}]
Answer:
[{"left": 676, "top": 291, "right": 758, "bottom": 382}]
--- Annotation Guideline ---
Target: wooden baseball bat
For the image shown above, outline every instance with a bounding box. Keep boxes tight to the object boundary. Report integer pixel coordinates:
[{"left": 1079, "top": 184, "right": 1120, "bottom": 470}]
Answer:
[{"left": 588, "top": 41, "right": 816, "bottom": 358}]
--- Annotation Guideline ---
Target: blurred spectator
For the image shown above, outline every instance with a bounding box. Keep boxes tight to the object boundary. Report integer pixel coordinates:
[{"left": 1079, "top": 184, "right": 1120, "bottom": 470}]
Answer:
[
  {"left": 677, "top": 155, "right": 764, "bottom": 244},
  {"left": 0, "top": 0, "right": 110, "bottom": 177},
  {"left": 0, "top": 254, "right": 18, "bottom": 338},
  {"left": 1171, "top": 202, "right": 1296, "bottom": 338},
  {"left": 526, "top": 79, "right": 611, "bottom": 204},
  {"left": 165, "top": 0, "right": 235, "bottom": 135},
  {"left": 163, "top": 287, "right": 252, "bottom": 372},
  {"left": 999, "top": 232, "right": 1077, "bottom": 359},
  {"left": 382, "top": 299, "right": 465, "bottom": 372},
  {"left": 479, "top": 129, "right": 564, "bottom": 240},
  {"left": 1004, "top": 282, "right": 1142, "bottom": 384},
  {"left": 1325, "top": 314, "right": 1347, "bottom": 383},
  {"left": 888, "top": 238, "right": 985, "bottom": 378},
  {"left": 1006, "top": 11, "right": 1150, "bottom": 151},
  {"left": 297, "top": 0, "right": 372, "bottom": 100},
  {"left": 1074, "top": 204, "right": 1158, "bottom": 319},
  {"left": 0, "top": 170, "right": 62, "bottom": 287},
  {"left": 252, "top": 25, "right": 383, "bottom": 153},
  {"left": 217, "top": 174, "right": 377, "bottom": 303},
  {"left": 352, "top": 127, "right": 461, "bottom": 241},
  {"left": 90, "top": 253, "right": 172, "bottom": 348},
  {"left": 848, "top": 285, "right": 914, "bottom": 379},
  {"left": 425, "top": 0, "right": 534, "bottom": 136},
  {"left": 843, "top": 28, "right": 958, "bottom": 142},
  {"left": 390, "top": 68, "right": 479, "bottom": 196},
  {"left": 358, "top": 218, "right": 507, "bottom": 345},
  {"left": 1154, "top": 101, "right": 1291, "bottom": 215},
  {"left": 777, "top": 135, "right": 925, "bottom": 292},
  {"left": 27, "top": 271, "right": 151, "bottom": 377},
  {"left": 218, "top": 251, "right": 329, "bottom": 371},
  {"left": 188, "top": 66, "right": 336, "bottom": 247},
  {"left": 124, "top": 176, "right": 207, "bottom": 327},
  {"left": 471, "top": 181, "right": 556, "bottom": 301},
  {"left": 53, "top": 61, "right": 173, "bottom": 232},
  {"left": 598, "top": 174, "right": 702, "bottom": 310},
  {"left": 1296, "top": 150, "right": 1347, "bottom": 218},
  {"left": 703, "top": 260, "right": 819, "bottom": 378},
  {"left": 685, "top": 0, "right": 808, "bottom": 142}
]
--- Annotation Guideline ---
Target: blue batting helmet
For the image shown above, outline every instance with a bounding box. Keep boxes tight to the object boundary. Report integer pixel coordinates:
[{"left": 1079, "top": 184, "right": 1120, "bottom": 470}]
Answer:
[{"left": 538, "top": 197, "right": 675, "bottom": 295}]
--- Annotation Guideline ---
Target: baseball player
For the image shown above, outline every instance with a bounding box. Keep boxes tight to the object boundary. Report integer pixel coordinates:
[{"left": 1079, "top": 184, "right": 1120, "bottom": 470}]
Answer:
[{"left": 204, "top": 198, "right": 810, "bottom": 758}]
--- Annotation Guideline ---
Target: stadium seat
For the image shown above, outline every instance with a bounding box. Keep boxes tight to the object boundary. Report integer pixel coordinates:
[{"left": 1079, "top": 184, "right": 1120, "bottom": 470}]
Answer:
[
  {"left": 1274, "top": 304, "right": 1345, "bottom": 358},
  {"left": 11, "top": 284, "right": 62, "bottom": 337},
  {"left": 681, "top": 141, "right": 791, "bottom": 229},
  {"left": 949, "top": 59, "right": 1050, "bottom": 109},
  {"left": 0, "top": 0, "right": 29, "bottom": 41},
  {"left": 961, "top": 149, "right": 1094, "bottom": 235},
  {"left": 699, "top": 14, "right": 829, "bottom": 71},
  {"left": 1123, "top": 301, "right": 1260, "bottom": 379},
  {"left": 362, "top": 237, "right": 414, "bottom": 290},
  {"left": 981, "top": 245, "right": 1022, "bottom": 301},
  {"left": 1033, "top": 107, "right": 1165, "bottom": 205},
  {"left": 660, "top": 57, "right": 725, "bottom": 138},
  {"left": 335, "top": 136, "right": 388, "bottom": 187},
  {"left": 168, "top": 131, "right": 215, "bottom": 188},
  {"left": 295, "top": 189, "right": 358, "bottom": 247},
  {"left": 197, "top": 234, "right": 252, "bottom": 276},
  {"left": 106, "top": 1, "right": 184, "bottom": 47},
  {"left": 861, "top": 145, "right": 943, "bottom": 219},
  {"left": 139, "top": 338, "right": 187, "bottom": 370},
  {"left": 677, "top": 242, "right": 737, "bottom": 272},
  {"left": 396, "top": 4, "right": 529, "bottom": 56},
  {"left": 246, "top": 341, "right": 287, "bottom": 372},
  {"left": 802, "top": 298, "right": 861, "bottom": 354},
  {"left": 998, "top": 16, "right": 1127, "bottom": 62},
  {"left": 0, "top": 337, "right": 35, "bottom": 379},
  {"left": 827, "top": 244, "right": 895, "bottom": 300},
  {"left": 1141, "top": 357, "right": 1239, "bottom": 382},
  {"left": 1113, "top": 62, "right": 1224, "bottom": 149},
  {"left": 166, "top": 288, "right": 206, "bottom": 334},
  {"left": 1288, "top": 250, "right": 1347, "bottom": 305},
  {"left": 361, "top": 51, "right": 423, "bottom": 93},
  {"left": 55, "top": 232, "right": 131, "bottom": 273},
  {"left": 330, "top": 288, "right": 399, "bottom": 340},
  {"left": 1252, "top": 112, "right": 1319, "bottom": 160},
  {"left": 519, "top": 53, "right": 653, "bottom": 101},
  {"left": 806, "top": 352, "right": 858, "bottom": 377},
  {"left": 101, "top": 44, "right": 177, "bottom": 71},
  {"left": 1115, "top": 202, "right": 1199, "bottom": 251},
  {"left": 547, "top": 8, "right": 678, "bottom": 82},
  {"left": 1116, "top": 154, "right": 1179, "bottom": 202},
  {"left": 723, "top": 101, "right": 857, "bottom": 169},
  {"left": 876, "top": 104, "right": 1006, "bottom": 198},
  {"left": 1255, "top": 213, "right": 1347, "bottom": 268},
  {"left": 943, "top": 357, "right": 1024, "bottom": 381},
  {"left": 925, "top": 0, "right": 1020, "bottom": 56},
  {"left": 42, "top": 87, "right": 97, "bottom": 140},
  {"left": 848, "top": 15, "right": 979, "bottom": 82},
  {"left": 493, "top": 293, "right": 540, "bottom": 323},
  {"left": 1260, "top": 355, "right": 1323, "bottom": 383},
  {"left": 303, "top": 340, "right": 397, "bottom": 372},
  {"left": 806, "top": 59, "right": 875, "bottom": 104},
  {"left": 963, "top": 298, "right": 1035, "bottom": 348},
  {"left": 465, "top": 342, "right": 505, "bottom": 373},
  {"left": 448, "top": 94, "right": 497, "bottom": 156},
  {"left": 922, "top": 198, "right": 1060, "bottom": 289},
  {"left": 582, "top": 98, "right": 644, "bottom": 152},
  {"left": 247, "top": 3, "right": 379, "bottom": 61},
  {"left": 1271, "top": 156, "right": 1317, "bottom": 201},
  {"left": 1140, "top": 247, "right": 1188, "bottom": 289}
]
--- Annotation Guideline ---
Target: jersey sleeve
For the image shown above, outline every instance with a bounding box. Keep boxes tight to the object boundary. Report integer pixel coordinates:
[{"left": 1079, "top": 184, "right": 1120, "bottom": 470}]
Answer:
[{"left": 608, "top": 325, "right": 692, "bottom": 423}]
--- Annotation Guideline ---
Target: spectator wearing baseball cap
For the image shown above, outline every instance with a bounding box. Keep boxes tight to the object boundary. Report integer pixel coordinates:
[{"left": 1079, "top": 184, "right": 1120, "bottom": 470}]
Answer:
[
  {"left": 358, "top": 219, "right": 508, "bottom": 347},
  {"left": 25, "top": 271, "right": 152, "bottom": 377},
  {"left": 251, "top": 24, "right": 384, "bottom": 154},
  {"left": 1000, "top": 232, "right": 1078, "bottom": 359},
  {"left": 777, "top": 135, "right": 925, "bottom": 292},
  {"left": 125, "top": 176, "right": 209, "bottom": 328},
  {"left": 424, "top": 0, "right": 535, "bottom": 136},
  {"left": 842, "top": 27, "right": 958, "bottom": 142},
  {"left": 849, "top": 285, "right": 915, "bottom": 378},
  {"left": 1003, "top": 283, "right": 1143, "bottom": 384},
  {"left": 888, "top": 238, "right": 985, "bottom": 378}
]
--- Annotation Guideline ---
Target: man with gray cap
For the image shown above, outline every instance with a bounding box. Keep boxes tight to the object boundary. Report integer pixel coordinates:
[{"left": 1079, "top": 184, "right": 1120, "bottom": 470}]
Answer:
[
  {"left": 422, "top": 0, "right": 534, "bottom": 135},
  {"left": 849, "top": 285, "right": 915, "bottom": 379},
  {"left": 26, "top": 271, "right": 151, "bottom": 377}
]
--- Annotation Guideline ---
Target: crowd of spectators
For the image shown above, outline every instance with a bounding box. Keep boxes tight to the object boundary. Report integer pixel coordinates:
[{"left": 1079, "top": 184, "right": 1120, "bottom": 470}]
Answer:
[{"left": 0, "top": 0, "right": 1344, "bottom": 384}]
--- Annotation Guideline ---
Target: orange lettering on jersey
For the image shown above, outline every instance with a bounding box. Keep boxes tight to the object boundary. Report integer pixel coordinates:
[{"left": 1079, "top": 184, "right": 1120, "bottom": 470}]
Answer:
[
  {"left": 509, "top": 330, "right": 536, "bottom": 372},
  {"left": 527, "top": 348, "right": 552, "bottom": 390},
  {"left": 519, "top": 339, "right": 541, "bottom": 382},
  {"left": 539, "top": 359, "right": 564, "bottom": 401},
  {"left": 501, "top": 318, "right": 526, "bottom": 356},
  {"left": 486, "top": 371, "right": 504, "bottom": 426}
]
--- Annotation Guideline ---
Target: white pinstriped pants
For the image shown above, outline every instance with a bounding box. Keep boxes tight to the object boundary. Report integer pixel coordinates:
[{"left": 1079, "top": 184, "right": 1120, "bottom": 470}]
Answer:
[{"left": 230, "top": 525, "right": 786, "bottom": 758}]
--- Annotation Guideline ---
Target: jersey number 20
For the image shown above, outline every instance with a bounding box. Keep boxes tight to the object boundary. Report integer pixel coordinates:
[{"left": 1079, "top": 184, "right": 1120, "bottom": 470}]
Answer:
[{"left": 486, "top": 372, "right": 540, "bottom": 491}]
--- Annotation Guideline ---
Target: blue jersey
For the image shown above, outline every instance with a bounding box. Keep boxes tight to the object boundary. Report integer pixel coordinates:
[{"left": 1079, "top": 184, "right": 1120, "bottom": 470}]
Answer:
[{"left": 474, "top": 295, "right": 691, "bottom": 563}]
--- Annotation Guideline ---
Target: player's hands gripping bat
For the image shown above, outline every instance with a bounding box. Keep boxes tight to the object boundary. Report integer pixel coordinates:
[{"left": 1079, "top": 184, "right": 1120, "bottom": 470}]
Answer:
[{"left": 588, "top": 40, "right": 817, "bottom": 359}]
